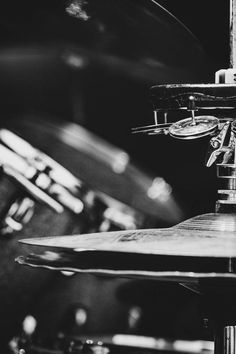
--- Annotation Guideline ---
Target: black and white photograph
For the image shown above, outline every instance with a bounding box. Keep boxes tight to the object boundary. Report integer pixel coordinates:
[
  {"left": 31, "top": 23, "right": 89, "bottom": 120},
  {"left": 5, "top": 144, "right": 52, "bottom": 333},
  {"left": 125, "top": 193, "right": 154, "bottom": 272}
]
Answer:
[{"left": 0, "top": 1, "right": 235, "bottom": 353}]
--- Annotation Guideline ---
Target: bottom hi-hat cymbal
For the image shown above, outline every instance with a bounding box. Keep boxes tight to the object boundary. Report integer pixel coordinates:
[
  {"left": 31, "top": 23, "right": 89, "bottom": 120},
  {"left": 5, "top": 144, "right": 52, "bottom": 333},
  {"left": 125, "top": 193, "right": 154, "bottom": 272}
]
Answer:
[{"left": 16, "top": 250, "right": 236, "bottom": 285}]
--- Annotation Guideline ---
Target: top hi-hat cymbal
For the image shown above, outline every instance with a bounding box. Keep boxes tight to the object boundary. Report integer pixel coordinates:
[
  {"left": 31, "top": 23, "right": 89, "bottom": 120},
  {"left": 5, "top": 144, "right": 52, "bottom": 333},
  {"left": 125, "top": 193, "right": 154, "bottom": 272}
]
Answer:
[{"left": 19, "top": 213, "right": 236, "bottom": 259}]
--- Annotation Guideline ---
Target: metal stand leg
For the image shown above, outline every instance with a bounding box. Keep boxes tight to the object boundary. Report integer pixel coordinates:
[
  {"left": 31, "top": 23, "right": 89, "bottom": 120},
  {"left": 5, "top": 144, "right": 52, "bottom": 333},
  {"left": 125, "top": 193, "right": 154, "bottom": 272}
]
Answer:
[
  {"left": 223, "top": 326, "right": 236, "bottom": 354},
  {"left": 214, "top": 326, "right": 236, "bottom": 354}
]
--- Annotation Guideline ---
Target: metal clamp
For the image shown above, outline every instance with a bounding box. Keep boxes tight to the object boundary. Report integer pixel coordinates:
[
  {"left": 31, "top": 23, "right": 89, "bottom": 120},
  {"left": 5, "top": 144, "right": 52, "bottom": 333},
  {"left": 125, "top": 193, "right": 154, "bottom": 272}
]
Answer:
[{"left": 205, "top": 121, "right": 233, "bottom": 167}]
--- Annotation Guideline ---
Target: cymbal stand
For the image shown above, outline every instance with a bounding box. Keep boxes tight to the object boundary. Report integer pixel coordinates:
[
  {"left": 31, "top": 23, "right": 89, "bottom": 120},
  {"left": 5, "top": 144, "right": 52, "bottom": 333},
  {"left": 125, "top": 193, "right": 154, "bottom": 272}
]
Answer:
[{"left": 132, "top": 1, "right": 236, "bottom": 352}]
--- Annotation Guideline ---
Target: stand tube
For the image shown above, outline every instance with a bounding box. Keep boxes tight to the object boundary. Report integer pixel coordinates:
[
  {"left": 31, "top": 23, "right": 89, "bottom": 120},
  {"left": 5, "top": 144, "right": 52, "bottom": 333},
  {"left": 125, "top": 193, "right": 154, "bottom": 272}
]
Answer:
[{"left": 230, "top": 0, "right": 236, "bottom": 68}]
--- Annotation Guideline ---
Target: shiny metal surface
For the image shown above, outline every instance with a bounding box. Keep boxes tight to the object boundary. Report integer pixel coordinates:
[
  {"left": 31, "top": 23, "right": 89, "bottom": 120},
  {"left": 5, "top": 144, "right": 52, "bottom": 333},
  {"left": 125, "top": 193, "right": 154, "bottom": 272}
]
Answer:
[
  {"left": 1, "top": 197, "right": 35, "bottom": 235},
  {"left": 0, "top": 129, "right": 88, "bottom": 232},
  {"left": 133, "top": 84, "right": 236, "bottom": 137},
  {"left": 16, "top": 252, "right": 236, "bottom": 285},
  {"left": 18, "top": 213, "right": 236, "bottom": 258},
  {"left": 206, "top": 122, "right": 233, "bottom": 167},
  {"left": 216, "top": 163, "right": 236, "bottom": 212},
  {"left": 169, "top": 116, "right": 219, "bottom": 140},
  {"left": 150, "top": 84, "right": 236, "bottom": 110},
  {"left": 224, "top": 326, "right": 236, "bottom": 354},
  {"left": 17, "top": 213, "right": 236, "bottom": 293}
]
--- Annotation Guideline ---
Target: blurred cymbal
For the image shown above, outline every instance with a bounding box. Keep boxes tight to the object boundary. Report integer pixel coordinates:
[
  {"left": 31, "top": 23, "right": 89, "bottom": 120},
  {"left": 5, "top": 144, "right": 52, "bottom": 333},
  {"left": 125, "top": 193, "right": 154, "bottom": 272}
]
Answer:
[{"left": 0, "top": 0, "right": 208, "bottom": 82}]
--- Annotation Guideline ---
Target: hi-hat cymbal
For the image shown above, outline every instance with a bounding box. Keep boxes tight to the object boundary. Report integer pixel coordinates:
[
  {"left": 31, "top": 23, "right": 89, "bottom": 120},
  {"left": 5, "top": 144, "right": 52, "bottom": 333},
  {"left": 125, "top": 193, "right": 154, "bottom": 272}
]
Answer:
[
  {"left": 19, "top": 213, "right": 236, "bottom": 259},
  {"left": 17, "top": 250, "right": 236, "bottom": 285},
  {"left": 17, "top": 213, "right": 236, "bottom": 287},
  {"left": 0, "top": 0, "right": 208, "bottom": 82}
]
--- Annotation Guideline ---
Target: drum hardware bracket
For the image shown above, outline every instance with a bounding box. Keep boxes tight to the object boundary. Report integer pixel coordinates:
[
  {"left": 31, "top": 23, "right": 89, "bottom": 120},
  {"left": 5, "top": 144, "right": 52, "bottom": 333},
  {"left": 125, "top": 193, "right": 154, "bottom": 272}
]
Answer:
[
  {"left": 205, "top": 121, "right": 234, "bottom": 167},
  {"left": 3, "top": 164, "right": 64, "bottom": 214},
  {"left": 100, "top": 207, "right": 137, "bottom": 231},
  {"left": 0, "top": 162, "right": 64, "bottom": 235},
  {"left": 1, "top": 197, "right": 35, "bottom": 235},
  {"left": 0, "top": 129, "right": 87, "bottom": 213},
  {"left": 0, "top": 129, "right": 95, "bottom": 234}
]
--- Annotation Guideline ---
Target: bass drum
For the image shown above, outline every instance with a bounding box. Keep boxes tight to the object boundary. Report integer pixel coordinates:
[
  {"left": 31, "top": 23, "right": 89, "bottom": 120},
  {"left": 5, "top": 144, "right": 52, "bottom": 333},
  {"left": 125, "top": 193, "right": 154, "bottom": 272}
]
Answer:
[{"left": 2, "top": 117, "right": 183, "bottom": 350}]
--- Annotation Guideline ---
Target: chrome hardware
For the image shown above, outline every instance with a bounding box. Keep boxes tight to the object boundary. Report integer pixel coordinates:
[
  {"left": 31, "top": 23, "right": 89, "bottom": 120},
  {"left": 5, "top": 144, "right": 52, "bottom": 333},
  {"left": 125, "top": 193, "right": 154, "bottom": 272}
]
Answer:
[
  {"left": 187, "top": 95, "right": 197, "bottom": 126},
  {"left": 205, "top": 121, "right": 236, "bottom": 212},
  {"left": 169, "top": 115, "right": 219, "bottom": 140},
  {"left": 216, "top": 163, "right": 236, "bottom": 211},
  {"left": 132, "top": 115, "right": 219, "bottom": 139},
  {"left": 206, "top": 121, "right": 233, "bottom": 167},
  {"left": 100, "top": 207, "right": 137, "bottom": 231},
  {"left": 1, "top": 197, "right": 35, "bottom": 235},
  {"left": 3, "top": 164, "right": 64, "bottom": 214},
  {"left": 0, "top": 129, "right": 82, "bottom": 192},
  {"left": 0, "top": 129, "right": 86, "bottom": 234},
  {"left": 224, "top": 326, "right": 236, "bottom": 354},
  {"left": 96, "top": 192, "right": 139, "bottom": 231},
  {"left": 132, "top": 123, "right": 171, "bottom": 136}
]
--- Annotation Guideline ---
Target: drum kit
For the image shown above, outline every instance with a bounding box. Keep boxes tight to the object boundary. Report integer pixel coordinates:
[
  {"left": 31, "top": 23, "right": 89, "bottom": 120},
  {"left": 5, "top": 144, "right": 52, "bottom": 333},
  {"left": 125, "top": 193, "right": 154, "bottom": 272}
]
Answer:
[{"left": 0, "top": 0, "right": 235, "bottom": 353}]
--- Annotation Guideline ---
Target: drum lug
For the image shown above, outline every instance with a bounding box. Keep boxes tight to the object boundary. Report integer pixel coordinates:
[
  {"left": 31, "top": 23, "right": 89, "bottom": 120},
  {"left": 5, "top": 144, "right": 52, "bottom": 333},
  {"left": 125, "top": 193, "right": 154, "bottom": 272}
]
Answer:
[
  {"left": 1, "top": 197, "right": 35, "bottom": 235},
  {"left": 3, "top": 164, "right": 64, "bottom": 214},
  {"left": 101, "top": 207, "right": 137, "bottom": 230},
  {"left": 0, "top": 130, "right": 85, "bottom": 216}
]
